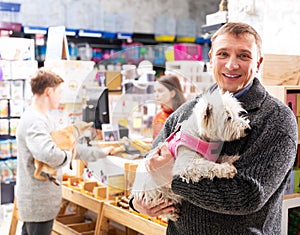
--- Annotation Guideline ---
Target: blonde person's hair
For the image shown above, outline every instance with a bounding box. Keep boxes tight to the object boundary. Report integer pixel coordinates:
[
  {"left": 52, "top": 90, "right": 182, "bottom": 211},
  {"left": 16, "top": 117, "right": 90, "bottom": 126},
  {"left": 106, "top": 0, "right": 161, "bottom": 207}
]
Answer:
[
  {"left": 211, "top": 22, "right": 262, "bottom": 58},
  {"left": 30, "top": 68, "right": 64, "bottom": 95}
]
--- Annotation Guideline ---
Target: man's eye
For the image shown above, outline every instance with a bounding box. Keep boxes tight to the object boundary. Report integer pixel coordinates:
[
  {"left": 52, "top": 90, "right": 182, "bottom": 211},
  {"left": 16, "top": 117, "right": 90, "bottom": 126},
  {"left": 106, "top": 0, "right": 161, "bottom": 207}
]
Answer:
[
  {"left": 239, "top": 54, "right": 250, "bottom": 59},
  {"left": 218, "top": 52, "right": 228, "bottom": 57}
]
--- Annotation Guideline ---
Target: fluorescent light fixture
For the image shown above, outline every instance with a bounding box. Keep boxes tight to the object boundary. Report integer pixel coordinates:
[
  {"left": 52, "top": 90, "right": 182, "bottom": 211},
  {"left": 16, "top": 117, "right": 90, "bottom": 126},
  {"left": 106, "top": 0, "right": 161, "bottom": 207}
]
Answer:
[
  {"left": 117, "top": 32, "right": 133, "bottom": 39},
  {"left": 65, "top": 28, "right": 77, "bottom": 36},
  {"left": 23, "top": 26, "right": 47, "bottom": 35},
  {"left": 78, "top": 29, "right": 102, "bottom": 38}
]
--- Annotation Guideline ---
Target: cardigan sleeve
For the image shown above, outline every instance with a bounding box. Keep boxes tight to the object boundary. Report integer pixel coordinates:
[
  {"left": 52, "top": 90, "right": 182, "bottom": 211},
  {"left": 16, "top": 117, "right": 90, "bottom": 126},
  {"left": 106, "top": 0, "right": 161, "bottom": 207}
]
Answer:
[
  {"left": 25, "top": 118, "right": 69, "bottom": 168},
  {"left": 75, "top": 144, "right": 109, "bottom": 162},
  {"left": 171, "top": 99, "right": 298, "bottom": 215}
]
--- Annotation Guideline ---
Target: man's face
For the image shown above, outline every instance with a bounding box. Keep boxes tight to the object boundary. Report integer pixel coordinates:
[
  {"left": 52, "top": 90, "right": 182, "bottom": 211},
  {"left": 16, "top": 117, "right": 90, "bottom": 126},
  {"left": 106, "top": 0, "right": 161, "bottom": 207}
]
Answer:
[
  {"left": 209, "top": 33, "right": 263, "bottom": 93},
  {"left": 48, "top": 84, "right": 63, "bottom": 109}
]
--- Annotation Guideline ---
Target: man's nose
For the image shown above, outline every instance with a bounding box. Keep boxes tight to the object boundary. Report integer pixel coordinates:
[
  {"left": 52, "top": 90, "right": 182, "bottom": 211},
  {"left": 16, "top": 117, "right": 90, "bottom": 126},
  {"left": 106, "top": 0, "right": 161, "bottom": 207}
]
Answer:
[{"left": 225, "top": 57, "right": 239, "bottom": 70}]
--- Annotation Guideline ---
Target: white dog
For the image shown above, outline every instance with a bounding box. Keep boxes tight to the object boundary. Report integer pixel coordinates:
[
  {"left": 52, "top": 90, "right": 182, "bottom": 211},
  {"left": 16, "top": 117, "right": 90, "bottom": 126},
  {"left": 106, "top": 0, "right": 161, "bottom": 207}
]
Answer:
[{"left": 131, "top": 89, "right": 251, "bottom": 221}]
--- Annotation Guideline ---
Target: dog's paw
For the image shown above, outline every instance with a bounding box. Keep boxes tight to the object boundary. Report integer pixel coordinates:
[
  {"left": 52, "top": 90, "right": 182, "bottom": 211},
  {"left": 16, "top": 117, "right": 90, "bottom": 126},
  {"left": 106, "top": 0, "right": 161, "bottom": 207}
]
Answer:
[
  {"left": 165, "top": 209, "right": 180, "bottom": 222},
  {"left": 211, "top": 162, "right": 237, "bottom": 179},
  {"left": 217, "top": 155, "right": 240, "bottom": 164},
  {"left": 179, "top": 169, "right": 200, "bottom": 183}
]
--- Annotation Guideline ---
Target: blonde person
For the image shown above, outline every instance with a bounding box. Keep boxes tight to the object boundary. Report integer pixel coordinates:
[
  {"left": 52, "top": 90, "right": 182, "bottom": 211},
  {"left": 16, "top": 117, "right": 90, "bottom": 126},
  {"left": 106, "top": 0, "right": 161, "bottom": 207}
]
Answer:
[
  {"left": 130, "top": 22, "right": 298, "bottom": 234},
  {"left": 152, "top": 75, "right": 186, "bottom": 139},
  {"left": 16, "top": 68, "right": 113, "bottom": 235}
]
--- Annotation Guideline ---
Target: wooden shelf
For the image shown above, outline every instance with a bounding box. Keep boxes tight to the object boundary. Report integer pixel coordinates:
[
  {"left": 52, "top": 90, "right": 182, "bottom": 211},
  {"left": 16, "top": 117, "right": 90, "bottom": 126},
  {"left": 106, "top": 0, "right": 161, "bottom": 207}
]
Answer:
[
  {"left": 264, "top": 85, "right": 300, "bottom": 103},
  {"left": 264, "top": 85, "right": 300, "bottom": 235},
  {"left": 52, "top": 185, "right": 105, "bottom": 234},
  {"left": 55, "top": 185, "right": 166, "bottom": 235},
  {"left": 283, "top": 192, "right": 300, "bottom": 200},
  {"left": 61, "top": 185, "right": 104, "bottom": 214},
  {"left": 99, "top": 202, "right": 166, "bottom": 235}
]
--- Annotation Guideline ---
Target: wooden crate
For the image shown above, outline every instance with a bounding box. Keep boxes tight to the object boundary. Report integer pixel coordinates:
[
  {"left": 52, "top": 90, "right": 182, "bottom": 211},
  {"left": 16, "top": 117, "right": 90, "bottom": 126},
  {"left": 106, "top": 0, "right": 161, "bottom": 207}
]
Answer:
[
  {"left": 262, "top": 54, "right": 300, "bottom": 85},
  {"left": 54, "top": 214, "right": 96, "bottom": 235}
]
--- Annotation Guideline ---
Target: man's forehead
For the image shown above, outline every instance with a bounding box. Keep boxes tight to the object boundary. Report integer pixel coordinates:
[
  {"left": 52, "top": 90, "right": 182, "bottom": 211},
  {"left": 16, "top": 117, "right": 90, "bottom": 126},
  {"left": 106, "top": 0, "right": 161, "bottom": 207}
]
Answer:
[{"left": 212, "top": 33, "right": 257, "bottom": 50}]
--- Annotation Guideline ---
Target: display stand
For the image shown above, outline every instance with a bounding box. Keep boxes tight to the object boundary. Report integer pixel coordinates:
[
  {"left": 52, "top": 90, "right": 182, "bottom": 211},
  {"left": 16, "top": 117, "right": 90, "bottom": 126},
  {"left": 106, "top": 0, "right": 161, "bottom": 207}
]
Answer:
[
  {"left": 53, "top": 185, "right": 107, "bottom": 235},
  {"left": 54, "top": 185, "right": 166, "bottom": 235},
  {"left": 98, "top": 201, "right": 166, "bottom": 235}
]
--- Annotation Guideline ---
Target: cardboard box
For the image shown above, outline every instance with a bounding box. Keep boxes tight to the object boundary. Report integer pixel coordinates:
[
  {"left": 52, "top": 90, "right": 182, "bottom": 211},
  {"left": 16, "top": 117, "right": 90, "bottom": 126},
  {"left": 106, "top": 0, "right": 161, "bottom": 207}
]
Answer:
[
  {"left": 105, "top": 71, "right": 122, "bottom": 93},
  {"left": 286, "top": 93, "right": 297, "bottom": 116}
]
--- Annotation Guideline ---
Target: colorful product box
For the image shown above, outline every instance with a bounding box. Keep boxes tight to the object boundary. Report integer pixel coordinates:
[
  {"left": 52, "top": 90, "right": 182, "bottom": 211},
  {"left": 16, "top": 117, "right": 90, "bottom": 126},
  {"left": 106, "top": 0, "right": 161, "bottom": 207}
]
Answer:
[
  {"left": 285, "top": 170, "right": 295, "bottom": 195},
  {"left": 298, "top": 117, "right": 300, "bottom": 142},
  {"left": 293, "top": 167, "right": 300, "bottom": 193},
  {"left": 287, "top": 93, "right": 297, "bottom": 116}
]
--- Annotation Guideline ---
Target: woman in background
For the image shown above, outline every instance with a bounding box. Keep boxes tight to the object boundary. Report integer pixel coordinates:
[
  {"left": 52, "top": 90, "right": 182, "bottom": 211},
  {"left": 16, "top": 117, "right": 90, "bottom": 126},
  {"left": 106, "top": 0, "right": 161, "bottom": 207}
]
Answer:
[{"left": 152, "top": 75, "right": 186, "bottom": 140}]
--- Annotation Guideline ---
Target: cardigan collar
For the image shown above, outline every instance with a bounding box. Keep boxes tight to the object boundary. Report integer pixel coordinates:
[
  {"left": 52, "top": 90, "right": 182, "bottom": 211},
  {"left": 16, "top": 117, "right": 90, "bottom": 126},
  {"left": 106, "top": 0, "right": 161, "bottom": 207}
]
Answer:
[{"left": 209, "top": 78, "right": 266, "bottom": 112}]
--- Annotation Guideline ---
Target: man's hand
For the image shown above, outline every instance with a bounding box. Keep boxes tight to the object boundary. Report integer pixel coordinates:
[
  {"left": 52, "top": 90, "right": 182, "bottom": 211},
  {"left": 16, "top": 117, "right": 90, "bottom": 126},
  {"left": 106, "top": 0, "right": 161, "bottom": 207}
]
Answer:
[
  {"left": 146, "top": 144, "right": 174, "bottom": 171},
  {"left": 132, "top": 193, "right": 176, "bottom": 217},
  {"left": 145, "top": 144, "right": 174, "bottom": 185}
]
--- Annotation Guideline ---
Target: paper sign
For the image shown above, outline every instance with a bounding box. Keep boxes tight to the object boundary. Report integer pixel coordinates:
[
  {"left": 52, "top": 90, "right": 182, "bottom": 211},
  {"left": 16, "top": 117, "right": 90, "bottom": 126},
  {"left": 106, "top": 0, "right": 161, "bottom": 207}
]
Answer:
[{"left": 45, "top": 26, "right": 69, "bottom": 60}]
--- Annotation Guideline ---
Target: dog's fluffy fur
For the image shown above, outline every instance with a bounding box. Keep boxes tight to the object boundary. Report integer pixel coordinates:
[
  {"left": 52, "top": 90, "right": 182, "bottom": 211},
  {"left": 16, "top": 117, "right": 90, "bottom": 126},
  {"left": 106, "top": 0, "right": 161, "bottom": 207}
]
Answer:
[
  {"left": 132, "top": 90, "right": 250, "bottom": 221},
  {"left": 33, "top": 121, "right": 93, "bottom": 185}
]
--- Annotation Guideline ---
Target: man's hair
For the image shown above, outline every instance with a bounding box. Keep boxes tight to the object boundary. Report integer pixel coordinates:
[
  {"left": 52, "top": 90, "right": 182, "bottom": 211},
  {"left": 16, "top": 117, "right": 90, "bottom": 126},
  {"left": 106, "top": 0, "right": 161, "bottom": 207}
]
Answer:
[
  {"left": 30, "top": 67, "right": 64, "bottom": 95},
  {"left": 211, "top": 22, "right": 262, "bottom": 57}
]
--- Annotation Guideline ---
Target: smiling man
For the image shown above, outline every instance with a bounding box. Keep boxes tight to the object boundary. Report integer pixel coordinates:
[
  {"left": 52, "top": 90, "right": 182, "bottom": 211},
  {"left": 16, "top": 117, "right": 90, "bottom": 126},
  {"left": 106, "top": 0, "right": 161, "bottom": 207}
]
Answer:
[
  {"left": 209, "top": 23, "right": 263, "bottom": 94},
  {"left": 130, "top": 22, "right": 298, "bottom": 235}
]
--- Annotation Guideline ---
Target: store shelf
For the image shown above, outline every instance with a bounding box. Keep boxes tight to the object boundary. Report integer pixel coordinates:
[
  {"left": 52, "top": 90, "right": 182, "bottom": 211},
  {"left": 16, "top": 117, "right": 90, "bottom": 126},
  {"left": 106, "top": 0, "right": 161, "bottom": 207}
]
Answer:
[
  {"left": 99, "top": 201, "right": 166, "bottom": 235},
  {"left": 201, "top": 23, "right": 224, "bottom": 34},
  {"left": 53, "top": 184, "right": 166, "bottom": 235},
  {"left": 61, "top": 185, "right": 104, "bottom": 214},
  {"left": 52, "top": 185, "right": 106, "bottom": 235}
]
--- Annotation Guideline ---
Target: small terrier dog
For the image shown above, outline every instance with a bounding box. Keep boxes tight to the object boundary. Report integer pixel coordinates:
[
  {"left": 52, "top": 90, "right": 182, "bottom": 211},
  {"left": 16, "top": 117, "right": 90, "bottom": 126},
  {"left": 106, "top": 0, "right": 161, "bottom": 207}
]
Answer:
[
  {"left": 132, "top": 89, "right": 251, "bottom": 221},
  {"left": 33, "top": 121, "right": 94, "bottom": 185}
]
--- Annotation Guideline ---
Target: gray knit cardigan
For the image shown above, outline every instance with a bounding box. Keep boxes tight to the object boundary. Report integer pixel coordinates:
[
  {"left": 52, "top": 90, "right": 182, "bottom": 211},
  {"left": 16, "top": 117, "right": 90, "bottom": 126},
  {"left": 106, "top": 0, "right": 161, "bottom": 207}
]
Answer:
[
  {"left": 16, "top": 106, "right": 109, "bottom": 222},
  {"left": 153, "top": 78, "right": 298, "bottom": 235}
]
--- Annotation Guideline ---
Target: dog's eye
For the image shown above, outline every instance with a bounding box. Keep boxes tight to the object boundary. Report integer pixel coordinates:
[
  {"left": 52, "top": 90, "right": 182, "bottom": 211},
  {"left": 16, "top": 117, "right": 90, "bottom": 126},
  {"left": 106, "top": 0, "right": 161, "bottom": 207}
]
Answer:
[{"left": 227, "top": 116, "right": 232, "bottom": 121}]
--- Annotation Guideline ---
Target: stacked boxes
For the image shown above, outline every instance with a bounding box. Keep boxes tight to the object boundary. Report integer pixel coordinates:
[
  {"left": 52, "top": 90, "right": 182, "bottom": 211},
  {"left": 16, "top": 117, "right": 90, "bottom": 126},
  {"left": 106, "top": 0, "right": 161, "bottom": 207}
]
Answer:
[
  {"left": 285, "top": 170, "right": 295, "bottom": 195},
  {"left": 281, "top": 91, "right": 300, "bottom": 195},
  {"left": 293, "top": 168, "right": 300, "bottom": 193},
  {"left": 286, "top": 92, "right": 300, "bottom": 142}
]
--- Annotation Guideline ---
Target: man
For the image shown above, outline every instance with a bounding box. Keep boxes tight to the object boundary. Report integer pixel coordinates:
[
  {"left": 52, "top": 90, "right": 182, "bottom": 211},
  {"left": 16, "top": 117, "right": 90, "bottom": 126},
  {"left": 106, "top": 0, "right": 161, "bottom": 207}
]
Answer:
[
  {"left": 16, "top": 68, "right": 113, "bottom": 235},
  {"left": 130, "top": 22, "right": 298, "bottom": 234}
]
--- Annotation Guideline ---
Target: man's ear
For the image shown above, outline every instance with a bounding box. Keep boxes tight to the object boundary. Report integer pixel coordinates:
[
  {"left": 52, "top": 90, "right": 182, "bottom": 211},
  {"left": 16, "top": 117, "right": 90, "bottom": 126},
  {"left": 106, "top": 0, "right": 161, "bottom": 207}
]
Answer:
[
  {"left": 256, "top": 57, "right": 264, "bottom": 73},
  {"left": 208, "top": 49, "right": 213, "bottom": 66},
  {"left": 44, "top": 87, "right": 52, "bottom": 97}
]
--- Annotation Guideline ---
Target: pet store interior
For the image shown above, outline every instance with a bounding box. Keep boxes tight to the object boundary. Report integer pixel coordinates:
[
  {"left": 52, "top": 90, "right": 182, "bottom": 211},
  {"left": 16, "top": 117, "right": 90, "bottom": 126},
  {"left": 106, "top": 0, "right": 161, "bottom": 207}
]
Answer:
[{"left": 0, "top": 0, "right": 299, "bottom": 234}]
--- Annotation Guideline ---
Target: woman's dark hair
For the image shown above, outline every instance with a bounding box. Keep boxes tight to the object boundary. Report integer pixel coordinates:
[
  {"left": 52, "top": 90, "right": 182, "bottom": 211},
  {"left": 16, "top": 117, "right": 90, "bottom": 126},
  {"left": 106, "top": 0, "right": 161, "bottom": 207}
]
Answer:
[{"left": 156, "top": 75, "right": 186, "bottom": 110}]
